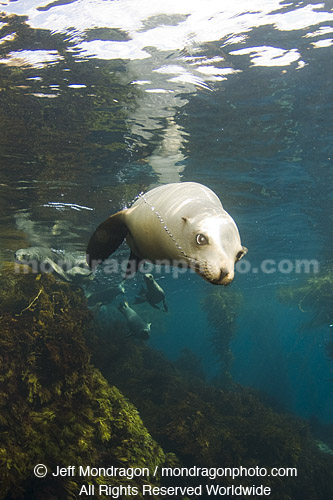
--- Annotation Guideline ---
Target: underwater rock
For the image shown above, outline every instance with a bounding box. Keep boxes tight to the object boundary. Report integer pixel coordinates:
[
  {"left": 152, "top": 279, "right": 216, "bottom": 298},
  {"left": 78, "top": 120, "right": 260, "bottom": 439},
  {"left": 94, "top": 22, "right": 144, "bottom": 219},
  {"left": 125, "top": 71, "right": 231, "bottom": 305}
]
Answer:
[
  {"left": 0, "top": 265, "right": 169, "bottom": 500},
  {"left": 92, "top": 316, "right": 333, "bottom": 500}
]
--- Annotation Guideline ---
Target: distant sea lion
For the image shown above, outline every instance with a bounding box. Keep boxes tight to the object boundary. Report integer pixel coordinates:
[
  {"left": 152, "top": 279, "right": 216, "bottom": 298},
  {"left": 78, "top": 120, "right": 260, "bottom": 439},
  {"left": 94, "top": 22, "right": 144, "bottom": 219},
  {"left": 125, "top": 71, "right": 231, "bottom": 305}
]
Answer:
[
  {"left": 134, "top": 273, "right": 168, "bottom": 312},
  {"left": 85, "top": 285, "right": 122, "bottom": 307},
  {"left": 15, "top": 246, "right": 92, "bottom": 283},
  {"left": 15, "top": 246, "right": 54, "bottom": 264},
  {"left": 118, "top": 301, "right": 151, "bottom": 340},
  {"left": 87, "top": 182, "right": 247, "bottom": 285}
]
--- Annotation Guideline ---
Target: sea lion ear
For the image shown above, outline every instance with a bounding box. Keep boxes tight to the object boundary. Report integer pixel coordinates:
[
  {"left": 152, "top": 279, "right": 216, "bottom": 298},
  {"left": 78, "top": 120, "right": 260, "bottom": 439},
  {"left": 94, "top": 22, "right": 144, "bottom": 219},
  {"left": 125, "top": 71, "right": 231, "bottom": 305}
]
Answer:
[
  {"left": 182, "top": 216, "right": 189, "bottom": 223},
  {"left": 86, "top": 210, "right": 128, "bottom": 269}
]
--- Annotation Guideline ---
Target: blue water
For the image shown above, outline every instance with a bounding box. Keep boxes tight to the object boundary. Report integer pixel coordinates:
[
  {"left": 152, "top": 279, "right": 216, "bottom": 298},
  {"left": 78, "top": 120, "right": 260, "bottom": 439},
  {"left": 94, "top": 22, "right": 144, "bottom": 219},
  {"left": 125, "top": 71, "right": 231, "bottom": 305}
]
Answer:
[{"left": 1, "top": 0, "right": 332, "bottom": 441}]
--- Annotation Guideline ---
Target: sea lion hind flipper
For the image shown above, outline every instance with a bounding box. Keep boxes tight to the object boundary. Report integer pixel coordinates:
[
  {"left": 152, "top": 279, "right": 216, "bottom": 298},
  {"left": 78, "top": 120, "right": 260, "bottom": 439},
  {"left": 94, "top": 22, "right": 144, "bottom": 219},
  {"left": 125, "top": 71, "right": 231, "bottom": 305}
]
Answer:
[
  {"left": 44, "top": 257, "right": 71, "bottom": 282},
  {"left": 87, "top": 211, "right": 128, "bottom": 268}
]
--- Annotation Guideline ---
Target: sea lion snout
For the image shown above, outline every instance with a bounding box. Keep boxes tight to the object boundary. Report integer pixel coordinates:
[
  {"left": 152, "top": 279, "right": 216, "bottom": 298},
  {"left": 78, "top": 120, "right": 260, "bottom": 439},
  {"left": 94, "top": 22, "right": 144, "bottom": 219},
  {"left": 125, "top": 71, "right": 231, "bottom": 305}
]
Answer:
[
  {"left": 218, "top": 269, "right": 234, "bottom": 285},
  {"left": 192, "top": 257, "right": 235, "bottom": 286},
  {"left": 210, "top": 267, "right": 234, "bottom": 286},
  {"left": 15, "top": 249, "right": 27, "bottom": 261}
]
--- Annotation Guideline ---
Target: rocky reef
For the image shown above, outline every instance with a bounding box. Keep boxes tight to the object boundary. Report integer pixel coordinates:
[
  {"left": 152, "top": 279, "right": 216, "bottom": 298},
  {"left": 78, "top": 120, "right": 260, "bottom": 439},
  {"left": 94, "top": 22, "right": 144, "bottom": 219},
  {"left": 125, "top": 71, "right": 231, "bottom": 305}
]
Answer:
[
  {"left": 93, "top": 297, "right": 333, "bottom": 500},
  {"left": 0, "top": 265, "right": 168, "bottom": 500},
  {"left": 1, "top": 264, "right": 333, "bottom": 500}
]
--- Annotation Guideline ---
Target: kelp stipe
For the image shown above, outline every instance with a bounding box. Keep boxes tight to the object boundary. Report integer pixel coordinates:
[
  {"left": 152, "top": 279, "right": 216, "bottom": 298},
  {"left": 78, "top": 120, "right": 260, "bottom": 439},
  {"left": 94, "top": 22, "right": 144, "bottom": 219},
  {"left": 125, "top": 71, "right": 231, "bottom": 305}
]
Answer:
[{"left": 201, "top": 288, "right": 242, "bottom": 388}]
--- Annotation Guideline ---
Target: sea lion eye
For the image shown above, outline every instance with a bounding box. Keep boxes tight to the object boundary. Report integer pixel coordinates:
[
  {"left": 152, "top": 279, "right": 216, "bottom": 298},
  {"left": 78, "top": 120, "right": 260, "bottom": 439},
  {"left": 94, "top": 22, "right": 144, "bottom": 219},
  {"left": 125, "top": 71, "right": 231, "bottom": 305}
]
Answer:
[
  {"left": 196, "top": 234, "right": 208, "bottom": 246},
  {"left": 236, "top": 250, "right": 244, "bottom": 261}
]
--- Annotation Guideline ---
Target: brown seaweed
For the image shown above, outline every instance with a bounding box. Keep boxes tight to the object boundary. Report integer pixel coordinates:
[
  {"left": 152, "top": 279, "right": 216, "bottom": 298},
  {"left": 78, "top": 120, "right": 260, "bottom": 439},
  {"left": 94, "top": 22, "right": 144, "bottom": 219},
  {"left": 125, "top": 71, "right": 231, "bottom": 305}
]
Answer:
[{"left": 0, "top": 264, "right": 169, "bottom": 500}]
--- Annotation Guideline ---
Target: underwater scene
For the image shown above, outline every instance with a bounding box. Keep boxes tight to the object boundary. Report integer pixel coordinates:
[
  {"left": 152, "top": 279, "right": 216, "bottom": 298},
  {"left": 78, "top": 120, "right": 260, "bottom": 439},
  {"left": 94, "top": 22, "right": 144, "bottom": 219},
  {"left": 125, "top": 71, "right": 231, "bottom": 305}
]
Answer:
[{"left": 0, "top": 0, "right": 332, "bottom": 499}]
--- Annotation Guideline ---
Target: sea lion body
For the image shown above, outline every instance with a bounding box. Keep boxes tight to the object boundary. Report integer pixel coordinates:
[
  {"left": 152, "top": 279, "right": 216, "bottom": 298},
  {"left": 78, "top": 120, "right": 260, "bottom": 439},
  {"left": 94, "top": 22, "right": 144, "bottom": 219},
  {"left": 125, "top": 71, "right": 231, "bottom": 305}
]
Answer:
[
  {"left": 15, "top": 246, "right": 92, "bottom": 283},
  {"left": 126, "top": 183, "right": 218, "bottom": 260},
  {"left": 15, "top": 246, "right": 54, "bottom": 264},
  {"left": 135, "top": 273, "right": 168, "bottom": 312},
  {"left": 87, "top": 182, "right": 247, "bottom": 285},
  {"left": 118, "top": 301, "right": 151, "bottom": 340}
]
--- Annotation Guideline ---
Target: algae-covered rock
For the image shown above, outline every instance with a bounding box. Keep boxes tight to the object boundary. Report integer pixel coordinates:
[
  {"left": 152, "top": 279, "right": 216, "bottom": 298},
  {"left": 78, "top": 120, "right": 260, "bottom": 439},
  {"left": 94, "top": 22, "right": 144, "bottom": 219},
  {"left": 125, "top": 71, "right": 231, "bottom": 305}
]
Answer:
[
  {"left": 0, "top": 265, "right": 167, "bottom": 500},
  {"left": 92, "top": 317, "right": 333, "bottom": 500}
]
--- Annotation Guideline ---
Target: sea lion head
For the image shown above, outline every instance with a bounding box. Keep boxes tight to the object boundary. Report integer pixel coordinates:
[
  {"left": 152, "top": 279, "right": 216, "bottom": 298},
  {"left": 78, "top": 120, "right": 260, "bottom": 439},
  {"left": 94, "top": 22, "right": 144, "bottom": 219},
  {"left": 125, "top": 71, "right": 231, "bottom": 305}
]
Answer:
[
  {"left": 180, "top": 211, "right": 247, "bottom": 285},
  {"left": 139, "top": 323, "right": 151, "bottom": 340},
  {"left": 15, "top": 247, "right": 47, "bottom": 263}
]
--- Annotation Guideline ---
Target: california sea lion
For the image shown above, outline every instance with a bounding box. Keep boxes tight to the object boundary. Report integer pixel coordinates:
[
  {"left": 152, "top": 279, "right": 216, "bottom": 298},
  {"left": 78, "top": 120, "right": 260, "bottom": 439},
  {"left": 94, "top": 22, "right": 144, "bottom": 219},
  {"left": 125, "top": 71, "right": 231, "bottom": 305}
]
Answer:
[
  {"left": 15, "top": 246, "right": 92, "bottom": 283},
  {"left": 87, "top": 182, "right": 247, "bottom": 285},
  {"left": 118, "top": 301, "right": 151, "bottom": 340},
  {"left": 134, "top": 273, "right": 168, "bottom": 312}
]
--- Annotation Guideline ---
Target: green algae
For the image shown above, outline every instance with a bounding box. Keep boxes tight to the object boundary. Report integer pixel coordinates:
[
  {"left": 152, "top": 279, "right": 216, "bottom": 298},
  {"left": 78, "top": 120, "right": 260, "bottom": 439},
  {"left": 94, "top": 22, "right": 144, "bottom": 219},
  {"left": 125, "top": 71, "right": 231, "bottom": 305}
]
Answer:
[
  {"left": 0, "top": 265, "right": 168, "bottom": 500},
  {"left": 277, "top": 273, "right": 332, "bottom": 326}
]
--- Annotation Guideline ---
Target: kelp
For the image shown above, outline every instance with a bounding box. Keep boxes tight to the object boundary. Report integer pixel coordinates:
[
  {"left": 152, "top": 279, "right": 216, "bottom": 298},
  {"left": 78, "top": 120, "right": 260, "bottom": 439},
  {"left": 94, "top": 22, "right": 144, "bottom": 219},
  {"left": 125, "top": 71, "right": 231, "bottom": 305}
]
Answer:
[
  {"left": 277, "top": 272, "right": 333, "bottom": 359},
  {"left": 92, "top": 309, "right": 333, "bottom": 500},
  {"left": 0, "top": 264, "right": 168, "bottom": 500},
  {"left": 201, "top": 288, "right": 242, "bottom": 387},
  {"left": 277, "top": 273, "right": 332, "bottom": 326},
  {"left": 2, "top": 263, "right": 333, "bottom": 500}
]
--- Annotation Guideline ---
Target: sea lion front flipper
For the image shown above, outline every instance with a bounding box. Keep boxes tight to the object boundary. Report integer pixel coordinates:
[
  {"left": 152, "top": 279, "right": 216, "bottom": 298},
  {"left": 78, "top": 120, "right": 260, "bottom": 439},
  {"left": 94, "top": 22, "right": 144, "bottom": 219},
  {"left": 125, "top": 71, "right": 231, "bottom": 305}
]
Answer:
[
  {"left": 162, "top": 298, "right": 168, "bottom": 313},
  {"left": 87, "top": 211, "right": 128, "bottom": 269}
]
